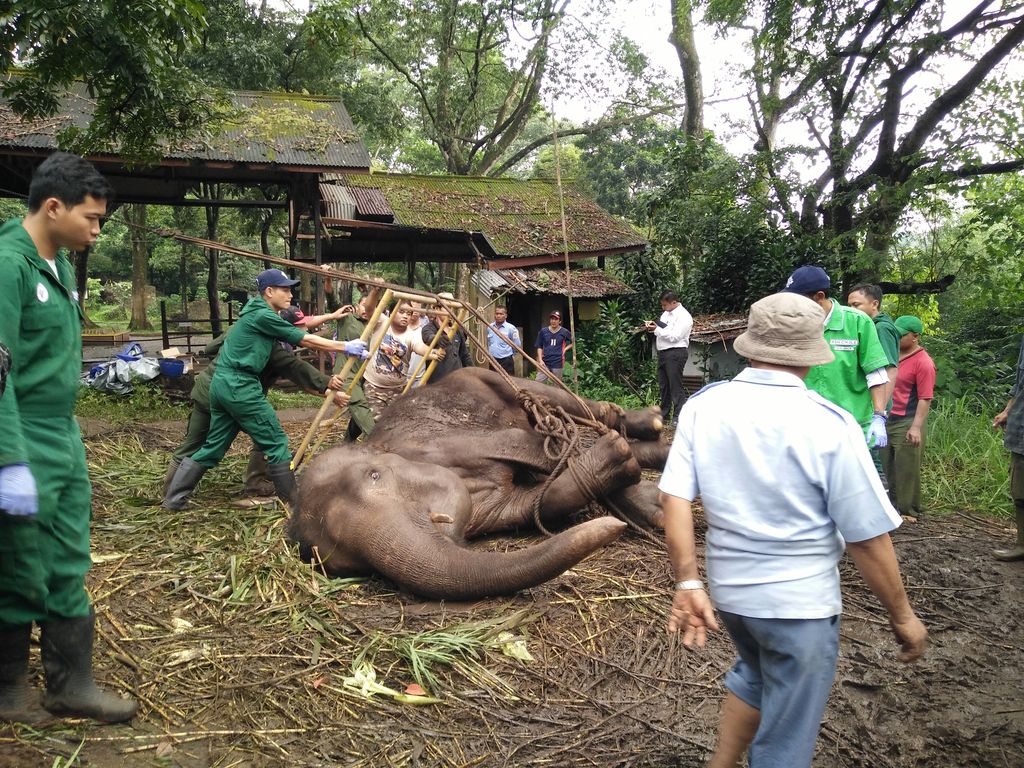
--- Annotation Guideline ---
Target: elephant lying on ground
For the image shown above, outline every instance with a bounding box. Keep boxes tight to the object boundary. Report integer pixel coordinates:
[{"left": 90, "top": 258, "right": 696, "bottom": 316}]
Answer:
[{"left": 289, "top": 367, "right": 669, "bottom": 600}]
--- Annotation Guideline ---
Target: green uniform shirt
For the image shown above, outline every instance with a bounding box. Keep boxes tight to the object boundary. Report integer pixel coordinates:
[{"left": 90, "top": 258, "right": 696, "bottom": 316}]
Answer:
[
  {"left": 214, "top": 297, "right": 307, "bottom": 376},
  {"left": 191, "top": 333, "right": 330, "bottom": 409},
  {"left": 873, "top": 312, "right": 900, "bottom": 367},
  {"left": 805, "top": 299, "right": 890, "bottom": 429},
  {"left": 0, "top": 219, "right": 84, "bottom": 466}
]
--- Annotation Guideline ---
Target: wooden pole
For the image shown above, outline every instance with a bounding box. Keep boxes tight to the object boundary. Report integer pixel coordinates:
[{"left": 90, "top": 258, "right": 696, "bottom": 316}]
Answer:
[{"left": 290, "top": 289, "right": 393, "bottom": 470}]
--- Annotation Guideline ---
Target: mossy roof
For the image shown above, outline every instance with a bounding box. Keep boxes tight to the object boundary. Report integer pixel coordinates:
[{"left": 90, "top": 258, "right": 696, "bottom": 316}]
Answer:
[
  {"left": 325, "top": 172, "right": 646, "bottom": 259},
  {"left": 0, "top": 83, "right": 370, "bottom": 170}
]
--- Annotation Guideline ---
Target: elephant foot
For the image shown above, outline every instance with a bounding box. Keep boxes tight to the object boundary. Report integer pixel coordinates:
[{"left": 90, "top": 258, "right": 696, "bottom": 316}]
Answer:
[
  {"left": 569, "top": 430, "right": 641, "bottom": 502},
  {"left": 608, "top": 406, "right": 663, "bottom": 441},
  {"left": 605, "top": 480, "right": 664, "bottom": 530},
  {"left": 627, "top": 439, "right": 670, "bottom": 470}
]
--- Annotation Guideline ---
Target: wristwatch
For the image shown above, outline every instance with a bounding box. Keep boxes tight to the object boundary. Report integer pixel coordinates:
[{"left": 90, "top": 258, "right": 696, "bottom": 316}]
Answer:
[{"left": 674, "top": 579, "right": 704, "bottom": 591}]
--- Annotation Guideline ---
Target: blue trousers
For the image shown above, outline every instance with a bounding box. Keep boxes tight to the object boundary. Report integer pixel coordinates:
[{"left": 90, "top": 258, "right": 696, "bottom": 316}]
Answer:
[{"left": 720, "top": 611, "right": 840, "bottom": 768}]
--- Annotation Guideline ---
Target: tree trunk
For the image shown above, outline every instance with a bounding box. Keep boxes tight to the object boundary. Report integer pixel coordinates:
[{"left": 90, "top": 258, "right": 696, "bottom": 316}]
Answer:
[
  {"left": 74, "top": 249, "right": 96, "bottom": 328},
  {"left": 204, "top": 183, "right": 221, "bottom": 336},
  {"left": 126, "top": 204, "right": 152, "bottom": 331},
  {"left": 669, "top": 0, "right": 703, "bottom": 138}
]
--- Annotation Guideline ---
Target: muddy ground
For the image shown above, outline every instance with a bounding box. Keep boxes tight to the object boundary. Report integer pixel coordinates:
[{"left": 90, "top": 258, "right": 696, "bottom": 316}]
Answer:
[{"left": 1, "top": 412, "right": 1022, "bottom": 767}]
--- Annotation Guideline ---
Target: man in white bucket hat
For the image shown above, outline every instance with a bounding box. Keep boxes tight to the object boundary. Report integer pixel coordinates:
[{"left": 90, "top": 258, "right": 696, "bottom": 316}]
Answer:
[{"left": 659, "top": 292, "right": 927, "bottom": 768}]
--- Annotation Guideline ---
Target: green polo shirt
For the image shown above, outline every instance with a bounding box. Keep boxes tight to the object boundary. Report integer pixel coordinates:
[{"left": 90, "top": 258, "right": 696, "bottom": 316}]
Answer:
[
  {"left": 873, "top": 312, "right": 900, "bottom": 367},
  {"left": 215, "top": 297, "right": 308, "bottom": 375},
  {"left": 805, "top": 299, "right": 890, "bottom": 430}
]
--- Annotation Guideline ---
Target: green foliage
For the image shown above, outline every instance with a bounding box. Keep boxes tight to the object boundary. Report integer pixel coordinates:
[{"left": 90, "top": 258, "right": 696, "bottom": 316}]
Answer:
[
  {"left": 76, "top": 384, "right": 186, "bottom": 422},
  {"left": 925, "top": 306, "right": 1020, "bottom": 403},
  {"left": 643, "top": 134, "right": 822, "bottom": 313},
  {"left": 575, "top": 117, "right": 682, "bottom": 223},
  {"left": 922, "top": 397, "right": 1012, "bottom": 518},
  {"left": 2, "top": 0, "right": 218, "bottom": 159},
  {"left": 571, "top": 301, "right": 657, "bottom": 408}
]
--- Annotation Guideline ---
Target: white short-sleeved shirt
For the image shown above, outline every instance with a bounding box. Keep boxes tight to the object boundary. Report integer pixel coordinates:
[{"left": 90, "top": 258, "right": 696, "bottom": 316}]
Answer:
[{"left": 658, "top": 367, "right": 901, "bottom": 619}]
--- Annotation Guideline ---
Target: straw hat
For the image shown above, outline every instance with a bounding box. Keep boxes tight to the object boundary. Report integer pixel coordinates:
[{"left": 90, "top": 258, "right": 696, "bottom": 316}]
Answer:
[{"left": 733, "top": 293, "right": 834, "bottom": 367}]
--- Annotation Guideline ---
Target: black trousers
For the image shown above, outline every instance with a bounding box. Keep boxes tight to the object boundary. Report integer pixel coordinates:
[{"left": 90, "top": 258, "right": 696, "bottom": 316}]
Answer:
[
  {"left": 495, "top": 355, "right": 516, "bottom": 376},
  {"left": 658, "top": 346, "right": 689, "bottom": 422}
]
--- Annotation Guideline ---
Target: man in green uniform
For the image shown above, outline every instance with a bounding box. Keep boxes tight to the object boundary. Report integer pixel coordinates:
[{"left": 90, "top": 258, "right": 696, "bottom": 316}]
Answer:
[
  {"left": 847, "top": 284, "right": 900, "bottom": 404},
  {"left": 162, "top": 269, "right": 368, "bottom": 510},
  {"left": 783, "top": 266, "right": 891, "bottom": 448},
  {"left": 163, "top": 306, "right": 353, "bottom": 502},
  {"left": 333, "top": 302, "right": 377, "bottom": 441},
  {"left": 0, "top": 152, "right": 137, "bottom": 724},
  {"left": 847, "top": 283, "right": 901, "bottom": 480}
]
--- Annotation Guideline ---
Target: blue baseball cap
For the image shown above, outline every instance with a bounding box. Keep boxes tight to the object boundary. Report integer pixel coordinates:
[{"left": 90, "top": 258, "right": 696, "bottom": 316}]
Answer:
[
  {"left": 256, "top": 268, "right": 300, "bottom": 293},
  {"left": 783, "top": 265, "right": 831, "bottom": 295}
]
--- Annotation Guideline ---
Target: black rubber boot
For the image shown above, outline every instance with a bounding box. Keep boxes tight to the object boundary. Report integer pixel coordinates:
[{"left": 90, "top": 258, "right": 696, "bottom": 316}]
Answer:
[
  {"left": 993, "top": 505, "right": 1024, "bottom": 561},
  {"left": 161, "top": 457, "right": 207, "bottom": 510},
  {"left": 0, "top": 623, "right": 49, "bottom": 724},
  {"left": 161, "top": 458, "right": 181, "bottom": 498},
  {"left": 40, "top": 612, "right": 137, "bottom": 724},
  {"left": 268, "top": 462, "right": 298, "bottom": 510},
  {"left": 241, "top": 450, "right": 275, "bottom": 497}
]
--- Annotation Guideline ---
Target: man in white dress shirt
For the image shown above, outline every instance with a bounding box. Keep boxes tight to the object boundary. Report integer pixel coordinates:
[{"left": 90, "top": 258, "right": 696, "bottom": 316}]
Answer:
[{"left": 645, "top": 290, "right": 693, "bottom": 424}]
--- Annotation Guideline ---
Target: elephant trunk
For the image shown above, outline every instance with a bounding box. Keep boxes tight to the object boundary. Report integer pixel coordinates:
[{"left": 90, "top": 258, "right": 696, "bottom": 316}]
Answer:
[{"left": 361, "top": 512, "right": 627, "bottom": 600}]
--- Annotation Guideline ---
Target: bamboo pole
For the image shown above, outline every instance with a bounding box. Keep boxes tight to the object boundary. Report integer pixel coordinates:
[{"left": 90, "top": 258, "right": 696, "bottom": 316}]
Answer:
[
  {"left": 302, "top": 302, "right": 398, "bottom": 462},
  {"left": 290, "top": 289, "right": 393, "bottom": 470},
  {"left": 402, "top": 313, "right": 454, "bottom": 395},
  {"left": 419, "top": 308, "right": 469, "bottom": 387}
]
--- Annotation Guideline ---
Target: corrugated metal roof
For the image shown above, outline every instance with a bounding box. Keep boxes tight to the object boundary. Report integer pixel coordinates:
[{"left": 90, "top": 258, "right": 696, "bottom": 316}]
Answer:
[
  {"left": 0, "top": 82, "right": 371, "bottom": 170},
  {"left": 349, "top": 187, "right": 393, "bottom": 219},
  {"left": 472, "top": 267, "right": 634, "bottom": 298},
  {"left": 321, "top": 184, "right": 357, "bottom": 219},
  {"left": 323, "top": 172, "right": 645, "bottom": 259},
  {"left": 690, "top": 314, "right": 748, "bottom": 343}
]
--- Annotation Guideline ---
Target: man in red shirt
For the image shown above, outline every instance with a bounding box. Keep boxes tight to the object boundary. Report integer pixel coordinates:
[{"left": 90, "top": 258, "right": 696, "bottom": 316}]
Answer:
[{"left": 882, "top": 316, "right": 936, "bottom": 520}]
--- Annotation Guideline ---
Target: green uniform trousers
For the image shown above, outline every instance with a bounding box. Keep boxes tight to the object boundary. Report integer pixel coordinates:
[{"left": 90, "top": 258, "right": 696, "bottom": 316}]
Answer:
[
  {"left": 190, "top": 371, "right": 291, "bottom": 467},
  {"left": 881, "top": 416, "right": 926, "bottom": 515},
  {"left": 0, "top": 415, "right": 92, "bottom": 624},
  {"left": 342, "top": 378, "right": 375, "bottom": 440},
  {"left": 172, "top": 403, "right": 212, "bottom": 462}
]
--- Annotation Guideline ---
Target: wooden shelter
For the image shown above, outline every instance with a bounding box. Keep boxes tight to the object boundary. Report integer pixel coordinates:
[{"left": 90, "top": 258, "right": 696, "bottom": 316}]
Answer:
[{"left": 318, "top": 172, "right": 645, "bottom": 344}]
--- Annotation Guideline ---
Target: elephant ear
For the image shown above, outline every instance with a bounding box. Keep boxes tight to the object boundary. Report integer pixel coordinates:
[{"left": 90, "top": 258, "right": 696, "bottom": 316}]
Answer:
[{"left": 359, "top": 506, "right": 627, "bottom": 600}]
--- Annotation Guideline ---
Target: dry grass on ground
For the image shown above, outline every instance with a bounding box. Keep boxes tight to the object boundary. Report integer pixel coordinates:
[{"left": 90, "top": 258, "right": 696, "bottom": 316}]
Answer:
[{"left": 1, "top": 417, "right": 1022, "bottom": 767}]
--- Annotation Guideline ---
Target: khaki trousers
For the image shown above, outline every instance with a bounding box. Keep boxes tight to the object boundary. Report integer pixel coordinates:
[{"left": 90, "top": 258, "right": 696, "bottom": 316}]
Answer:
[{"left": 881, "top": 416, "right": 925, "bottom": 515}]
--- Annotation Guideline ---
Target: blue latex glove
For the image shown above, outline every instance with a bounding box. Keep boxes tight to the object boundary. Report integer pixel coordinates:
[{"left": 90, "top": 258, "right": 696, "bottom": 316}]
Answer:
[
  {"left": 867, "top": 413, "right": 888, "bottom": 449},
  {"left": 0, "top": 464, "right": 38, "bottom": 517},
  {"left": 343, "top": 339, "right": 370, "bottom": 360}
]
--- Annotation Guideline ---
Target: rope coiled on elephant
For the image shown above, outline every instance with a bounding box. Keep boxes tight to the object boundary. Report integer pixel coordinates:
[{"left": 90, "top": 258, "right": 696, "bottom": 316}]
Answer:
[{"left": 515, "top": 390, "right": 659, "bottom": 544}]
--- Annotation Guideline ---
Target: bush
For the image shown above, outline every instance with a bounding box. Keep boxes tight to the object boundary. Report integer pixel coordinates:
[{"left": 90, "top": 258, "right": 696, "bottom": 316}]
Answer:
[{"left": 922, "top": 396, "right": 1012, "bottom": 517}]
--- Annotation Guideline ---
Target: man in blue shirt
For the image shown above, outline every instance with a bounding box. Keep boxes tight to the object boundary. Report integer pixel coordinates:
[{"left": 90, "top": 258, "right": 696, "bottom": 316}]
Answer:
[
  {"left": 486, "top": 306, "right": 520, "bottom": 375},
  {"left": 534, "top": 310, "right": 573, "bottom": 384},
  {"left": 660, "top": 292, "right": 927, "bottom": 768}
]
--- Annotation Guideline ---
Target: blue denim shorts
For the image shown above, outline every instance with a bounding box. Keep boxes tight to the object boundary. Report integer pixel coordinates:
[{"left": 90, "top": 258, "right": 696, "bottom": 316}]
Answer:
[{"left": 720, "top": 611, "right": 841, "bottom": 768}]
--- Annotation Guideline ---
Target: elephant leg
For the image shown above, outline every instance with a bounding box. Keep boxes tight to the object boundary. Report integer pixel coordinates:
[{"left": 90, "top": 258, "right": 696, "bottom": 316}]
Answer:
[
  {"left": 604, "top": 479, "right": 664, "bottom": 529},
  {"left": 521, "top": 383, "right": 663, "bottom": 441},
  {"left": 628, "top": 438, "right": 671, "bottom": 470},
  {"left": 525, "top": 430, "right": 641, "bottom": 526}
]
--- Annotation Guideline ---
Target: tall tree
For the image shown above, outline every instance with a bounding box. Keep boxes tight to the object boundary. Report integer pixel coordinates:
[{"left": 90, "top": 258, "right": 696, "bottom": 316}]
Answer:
[
  {"left": 1, "top": 0, "right": 216, "bottom": 158},
  {"left": 350, "top": 0, "right": 683, "bottom": 176},
  {"left": 670, "top": 0, "right": 704, "bottom": 138},
  {"left": 709, "top": 0, "right": 1024, "bottom": 290}
]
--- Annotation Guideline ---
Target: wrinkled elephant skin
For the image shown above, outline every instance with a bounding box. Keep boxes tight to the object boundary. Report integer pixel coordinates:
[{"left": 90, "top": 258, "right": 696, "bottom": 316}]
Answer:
[{"left": 292, "top": 367, "right": 668, "bottom": 599}]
